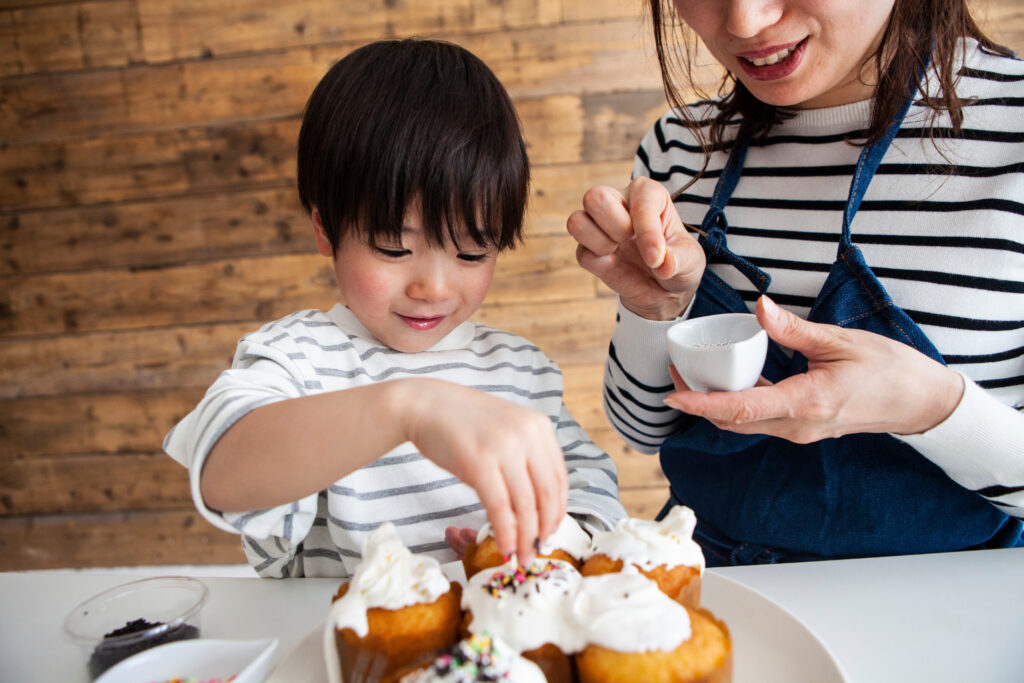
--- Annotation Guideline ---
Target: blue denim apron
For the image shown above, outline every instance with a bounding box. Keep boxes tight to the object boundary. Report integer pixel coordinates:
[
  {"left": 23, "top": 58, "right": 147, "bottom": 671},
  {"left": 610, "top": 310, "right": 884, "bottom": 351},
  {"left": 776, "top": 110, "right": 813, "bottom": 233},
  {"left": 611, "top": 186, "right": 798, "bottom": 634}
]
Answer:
[{"left": 659, "top": 94, "right": 1021, "bottom": 565}]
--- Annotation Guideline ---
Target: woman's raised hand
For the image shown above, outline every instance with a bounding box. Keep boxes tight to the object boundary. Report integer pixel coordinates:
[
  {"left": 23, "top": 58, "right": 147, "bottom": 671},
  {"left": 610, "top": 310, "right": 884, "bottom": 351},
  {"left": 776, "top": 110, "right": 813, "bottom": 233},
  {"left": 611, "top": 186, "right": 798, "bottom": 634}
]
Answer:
[
  {"left": 567, "top": 176, "right": 706, "bottom": 320},
  {"left": 665, "top": 296, "right": 966, "bottom": 442},
  {"left": 401, "top": 379, "right": 569, "bottom": 566}
]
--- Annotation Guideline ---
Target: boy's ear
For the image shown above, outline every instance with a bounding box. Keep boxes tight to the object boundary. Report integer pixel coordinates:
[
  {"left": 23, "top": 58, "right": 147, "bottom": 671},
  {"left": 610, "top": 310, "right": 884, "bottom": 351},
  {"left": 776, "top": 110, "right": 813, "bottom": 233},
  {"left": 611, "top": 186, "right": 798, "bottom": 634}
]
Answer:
[{"left": 311, "top": 208, "right": 334, "bottom": 257}]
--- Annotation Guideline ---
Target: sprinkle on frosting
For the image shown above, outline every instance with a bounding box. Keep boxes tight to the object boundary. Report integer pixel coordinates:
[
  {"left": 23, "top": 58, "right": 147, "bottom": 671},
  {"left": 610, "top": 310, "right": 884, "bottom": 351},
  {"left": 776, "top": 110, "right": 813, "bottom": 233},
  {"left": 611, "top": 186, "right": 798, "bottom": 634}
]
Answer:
[
  {"left": 481, "top": 561, "right": 560, "bottom": 597},
  {"left": 399, "top": 632, "right": 545, "bottom": 682}
]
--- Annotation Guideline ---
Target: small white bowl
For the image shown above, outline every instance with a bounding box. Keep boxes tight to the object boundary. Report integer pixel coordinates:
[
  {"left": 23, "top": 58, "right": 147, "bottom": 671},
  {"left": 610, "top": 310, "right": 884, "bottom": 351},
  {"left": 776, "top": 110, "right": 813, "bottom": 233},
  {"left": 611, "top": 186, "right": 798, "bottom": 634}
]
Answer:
[
  {"left": 666, "top": 313, "right": 768, "bottom": 393},
  {"left": 63, "top": 576, "right": 210, "bottom": 679},
  {"left": 95, "top": 638, "right": 278, "bottom": 683}
]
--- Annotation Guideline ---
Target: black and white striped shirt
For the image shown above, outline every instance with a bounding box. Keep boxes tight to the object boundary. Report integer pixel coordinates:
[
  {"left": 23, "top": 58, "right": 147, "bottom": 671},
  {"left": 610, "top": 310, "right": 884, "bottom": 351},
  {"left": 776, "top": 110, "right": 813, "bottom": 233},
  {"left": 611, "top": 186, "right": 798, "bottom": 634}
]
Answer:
[
  {"left": 165, "top": 304, "right": 627, "bottom": 577},
  {"left": 606, "top": 38, "right": 1024, "bottom": 520}
]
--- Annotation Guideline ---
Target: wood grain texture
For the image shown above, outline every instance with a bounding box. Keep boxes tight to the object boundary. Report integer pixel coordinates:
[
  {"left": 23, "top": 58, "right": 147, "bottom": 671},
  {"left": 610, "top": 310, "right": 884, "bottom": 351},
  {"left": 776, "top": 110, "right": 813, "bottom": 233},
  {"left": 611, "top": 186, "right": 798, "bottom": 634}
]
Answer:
[{"left": 1, "top": 0, "right": 1019, "bottom": 571}]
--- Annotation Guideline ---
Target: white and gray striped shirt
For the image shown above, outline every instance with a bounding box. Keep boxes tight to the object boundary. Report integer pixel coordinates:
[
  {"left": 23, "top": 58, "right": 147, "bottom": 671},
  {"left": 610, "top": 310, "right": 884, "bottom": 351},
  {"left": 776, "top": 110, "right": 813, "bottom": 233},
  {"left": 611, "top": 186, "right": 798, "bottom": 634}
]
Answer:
[
  {"left": 606, "top": 38, "right": 1024, "bottom": 519},
  {"left": 165, "top": 304, "right": 627, "bottom": 577}
]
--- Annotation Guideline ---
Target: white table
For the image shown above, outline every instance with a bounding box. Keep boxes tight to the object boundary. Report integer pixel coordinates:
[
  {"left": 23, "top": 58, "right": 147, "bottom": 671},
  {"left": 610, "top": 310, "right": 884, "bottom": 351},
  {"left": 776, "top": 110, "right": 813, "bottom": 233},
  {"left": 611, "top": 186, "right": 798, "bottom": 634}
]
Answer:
[{"left": 2, "top": 548, "right": 1022, "bottom": 682}]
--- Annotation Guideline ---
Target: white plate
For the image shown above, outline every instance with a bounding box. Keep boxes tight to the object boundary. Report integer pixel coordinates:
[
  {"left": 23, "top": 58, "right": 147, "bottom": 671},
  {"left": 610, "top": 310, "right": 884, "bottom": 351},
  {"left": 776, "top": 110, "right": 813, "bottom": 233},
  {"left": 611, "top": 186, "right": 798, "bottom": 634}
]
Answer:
[
  {"left": 703, "top": 573, "right": 847, "bottom": 682},
  {"left": 96, "top": 637, "right": 278, "bottom": 683},
  {"left": 268, "top": 572, "right": 846, "bottom": 683}
]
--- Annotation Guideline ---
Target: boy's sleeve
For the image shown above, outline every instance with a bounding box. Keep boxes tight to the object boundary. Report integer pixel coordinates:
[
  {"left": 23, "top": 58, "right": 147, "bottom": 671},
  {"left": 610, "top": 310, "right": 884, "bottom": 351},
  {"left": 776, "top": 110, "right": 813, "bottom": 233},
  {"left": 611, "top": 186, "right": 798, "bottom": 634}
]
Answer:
[
  {"left": 557, "top": 402, "right": 630, "bottom": 534},
  {"left": 162, "top": 331, "right": 321, "bottom": 575}
]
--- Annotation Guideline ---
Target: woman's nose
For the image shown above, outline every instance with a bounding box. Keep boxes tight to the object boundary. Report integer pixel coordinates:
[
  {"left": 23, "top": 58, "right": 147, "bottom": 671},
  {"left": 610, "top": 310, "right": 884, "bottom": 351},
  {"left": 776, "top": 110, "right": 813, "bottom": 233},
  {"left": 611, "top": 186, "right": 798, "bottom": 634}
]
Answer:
[{"left": 724, "top": 0, "right": 783, "bottom": 39}]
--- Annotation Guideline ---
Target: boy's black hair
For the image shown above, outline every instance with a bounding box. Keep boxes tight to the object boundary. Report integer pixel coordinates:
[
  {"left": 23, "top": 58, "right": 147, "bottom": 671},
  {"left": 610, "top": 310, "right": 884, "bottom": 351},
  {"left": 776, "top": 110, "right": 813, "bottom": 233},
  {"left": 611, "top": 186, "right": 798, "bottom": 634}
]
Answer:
[{"left": 297, "top": 38, "right": 529, "bottom": 253}]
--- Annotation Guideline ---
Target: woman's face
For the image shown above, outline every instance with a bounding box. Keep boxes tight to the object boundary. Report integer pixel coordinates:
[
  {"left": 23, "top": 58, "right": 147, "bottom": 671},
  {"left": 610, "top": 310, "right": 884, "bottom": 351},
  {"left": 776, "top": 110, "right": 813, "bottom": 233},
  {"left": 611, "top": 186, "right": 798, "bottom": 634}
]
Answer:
[{"left": 672, "top": 0, "right": 897, "bottom": 109}]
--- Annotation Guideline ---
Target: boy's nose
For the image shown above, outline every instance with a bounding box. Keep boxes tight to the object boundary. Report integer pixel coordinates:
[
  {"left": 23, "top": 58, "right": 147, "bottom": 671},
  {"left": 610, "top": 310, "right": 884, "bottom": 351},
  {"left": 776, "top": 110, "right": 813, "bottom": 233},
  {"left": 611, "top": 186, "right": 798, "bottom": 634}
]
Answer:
[{"left": 407, "top": 261, "right": 452, "bottom": 302}]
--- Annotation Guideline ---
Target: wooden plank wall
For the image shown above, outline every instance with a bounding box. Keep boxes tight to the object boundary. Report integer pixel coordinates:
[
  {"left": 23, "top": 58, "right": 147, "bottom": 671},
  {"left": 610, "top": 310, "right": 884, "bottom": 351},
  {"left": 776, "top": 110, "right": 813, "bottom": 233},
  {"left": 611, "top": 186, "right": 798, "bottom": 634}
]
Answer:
[{"left": 2, "top": 1, "right": 1021, "bottom": 571}]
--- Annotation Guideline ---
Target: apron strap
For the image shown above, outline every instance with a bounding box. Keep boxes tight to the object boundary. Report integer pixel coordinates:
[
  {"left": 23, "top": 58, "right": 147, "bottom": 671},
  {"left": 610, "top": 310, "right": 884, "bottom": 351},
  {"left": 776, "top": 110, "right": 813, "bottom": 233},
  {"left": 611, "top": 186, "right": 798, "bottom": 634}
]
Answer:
[{"left": 840, "top": 75, "right": 920, "bottom": 252}]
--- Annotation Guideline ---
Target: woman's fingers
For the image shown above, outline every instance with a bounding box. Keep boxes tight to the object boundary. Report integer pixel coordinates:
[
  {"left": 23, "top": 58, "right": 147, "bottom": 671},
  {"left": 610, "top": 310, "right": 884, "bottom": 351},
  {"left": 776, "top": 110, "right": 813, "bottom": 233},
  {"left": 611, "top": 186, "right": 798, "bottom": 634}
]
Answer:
[
  {"left": 567, "top": 208, "right": 620, "bottom": 258},
  {"left": 757, "top": 295, "right": 845, "bottom": 360},
  {"left": 625, "top": 177, "right": 673, "bottom": 269},
  {"left": 579, "top": 185, "right": 634, "bottom": 245}
]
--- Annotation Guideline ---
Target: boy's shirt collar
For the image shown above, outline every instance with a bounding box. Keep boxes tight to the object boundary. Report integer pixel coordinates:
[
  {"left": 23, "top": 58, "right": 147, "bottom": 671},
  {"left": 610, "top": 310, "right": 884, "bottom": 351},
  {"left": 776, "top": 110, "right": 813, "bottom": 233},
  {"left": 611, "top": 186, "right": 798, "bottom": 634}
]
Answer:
[{"left": 325, "top": 303, "right": 476, "bottom": 352}]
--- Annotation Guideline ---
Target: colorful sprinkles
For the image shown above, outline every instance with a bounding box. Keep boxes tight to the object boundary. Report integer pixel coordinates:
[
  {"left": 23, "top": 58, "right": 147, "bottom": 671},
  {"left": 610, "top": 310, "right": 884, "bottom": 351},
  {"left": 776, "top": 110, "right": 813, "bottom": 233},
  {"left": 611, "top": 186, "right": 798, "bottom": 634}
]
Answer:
[
  {"left": 424, "top": 633, "right": 509, "bottom": 681},
  {"left": 482, "top": 561, "right": 560, "bottom": 597}
]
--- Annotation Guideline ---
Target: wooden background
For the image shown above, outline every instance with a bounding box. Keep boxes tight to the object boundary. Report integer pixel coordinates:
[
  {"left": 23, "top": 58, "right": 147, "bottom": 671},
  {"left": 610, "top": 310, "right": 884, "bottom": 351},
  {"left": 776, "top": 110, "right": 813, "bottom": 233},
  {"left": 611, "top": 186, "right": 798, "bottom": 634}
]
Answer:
[{"left": 2, "top": 1, "right": 1020, "bottom": 571}]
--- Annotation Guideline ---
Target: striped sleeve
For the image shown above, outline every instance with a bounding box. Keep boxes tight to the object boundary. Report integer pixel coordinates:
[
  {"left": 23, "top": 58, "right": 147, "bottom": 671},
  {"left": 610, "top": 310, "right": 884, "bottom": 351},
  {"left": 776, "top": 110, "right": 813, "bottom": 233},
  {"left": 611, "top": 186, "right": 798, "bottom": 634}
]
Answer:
[
  {"left": 602, "top": 302, "right": 692, "bottom": 454},
  {"left": 162, "top": 313, "right": 324, "bottom": 557}
]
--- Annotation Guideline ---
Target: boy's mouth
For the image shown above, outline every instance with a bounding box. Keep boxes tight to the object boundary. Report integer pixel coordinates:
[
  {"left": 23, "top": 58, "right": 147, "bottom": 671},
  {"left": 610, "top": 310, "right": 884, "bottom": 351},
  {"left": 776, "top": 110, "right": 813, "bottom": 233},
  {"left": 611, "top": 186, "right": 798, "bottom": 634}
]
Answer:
[{"left": 398, "top": 314, "right": 445, "bottom": 331}]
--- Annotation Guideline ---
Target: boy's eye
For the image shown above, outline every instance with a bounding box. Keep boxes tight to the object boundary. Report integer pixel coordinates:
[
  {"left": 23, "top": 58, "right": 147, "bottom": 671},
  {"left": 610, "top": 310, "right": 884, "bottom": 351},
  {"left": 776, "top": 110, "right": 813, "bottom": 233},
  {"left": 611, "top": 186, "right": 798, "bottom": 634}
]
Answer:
[
  {"left": 457, "top": 252, "right": 490, "bottom": 263},
  {"left": 375, "top": 247, "right": 409, "bottom": 258}
]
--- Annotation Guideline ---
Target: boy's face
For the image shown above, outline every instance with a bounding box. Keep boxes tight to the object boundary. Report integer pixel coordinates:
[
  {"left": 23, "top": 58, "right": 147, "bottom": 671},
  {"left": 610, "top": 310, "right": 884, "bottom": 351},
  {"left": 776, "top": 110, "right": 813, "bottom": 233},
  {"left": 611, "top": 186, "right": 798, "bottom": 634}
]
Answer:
[{"left": 314, "top": 205, "right": 498, "bottom": 352}]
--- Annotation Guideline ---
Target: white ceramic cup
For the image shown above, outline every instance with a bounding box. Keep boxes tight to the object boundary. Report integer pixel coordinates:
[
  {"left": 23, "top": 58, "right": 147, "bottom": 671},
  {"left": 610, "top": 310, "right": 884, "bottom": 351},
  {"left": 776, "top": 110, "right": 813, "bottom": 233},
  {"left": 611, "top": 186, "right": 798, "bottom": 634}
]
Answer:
[{"left": 666, "top": 313, "right": 768, "bottom": 393}]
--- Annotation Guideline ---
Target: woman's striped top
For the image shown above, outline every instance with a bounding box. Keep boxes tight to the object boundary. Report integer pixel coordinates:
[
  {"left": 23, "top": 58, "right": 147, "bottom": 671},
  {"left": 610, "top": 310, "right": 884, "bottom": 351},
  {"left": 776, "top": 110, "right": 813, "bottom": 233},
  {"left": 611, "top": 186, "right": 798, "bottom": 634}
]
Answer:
[
  {"left": 164, "top": 304, "right": 627, "bottom": 578},
  {"left": 606, "top": 38, "right": 1024, "bottom": 519}
]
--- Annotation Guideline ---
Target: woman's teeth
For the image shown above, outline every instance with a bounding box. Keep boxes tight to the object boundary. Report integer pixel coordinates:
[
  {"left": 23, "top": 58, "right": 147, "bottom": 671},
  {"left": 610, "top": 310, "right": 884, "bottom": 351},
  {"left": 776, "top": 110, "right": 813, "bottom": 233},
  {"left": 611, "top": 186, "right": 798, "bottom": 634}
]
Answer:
[{"left": 748, "top": 48, "right": 792, "bottom": 66}]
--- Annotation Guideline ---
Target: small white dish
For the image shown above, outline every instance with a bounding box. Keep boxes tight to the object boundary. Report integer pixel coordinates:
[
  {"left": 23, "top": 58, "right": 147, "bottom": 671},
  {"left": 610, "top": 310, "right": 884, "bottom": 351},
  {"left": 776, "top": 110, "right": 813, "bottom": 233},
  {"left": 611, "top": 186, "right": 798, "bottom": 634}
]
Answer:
[
  {"left": 95, "top": 638, "right": 278, "bottom": 683},
  {"left": 666, "top": 313, "right": 768, "bottom": 392}
]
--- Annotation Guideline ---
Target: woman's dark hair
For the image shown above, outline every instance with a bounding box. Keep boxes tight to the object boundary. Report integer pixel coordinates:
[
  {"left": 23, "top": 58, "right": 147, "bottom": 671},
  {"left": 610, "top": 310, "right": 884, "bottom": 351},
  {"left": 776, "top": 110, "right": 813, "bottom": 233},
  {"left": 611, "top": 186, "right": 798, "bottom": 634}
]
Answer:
[
  {"left": 297, "top": 38, "right": 529, "bottom": 253},
  {"left": 648, "top": 0, "right": 1015, "bottom": 160}
]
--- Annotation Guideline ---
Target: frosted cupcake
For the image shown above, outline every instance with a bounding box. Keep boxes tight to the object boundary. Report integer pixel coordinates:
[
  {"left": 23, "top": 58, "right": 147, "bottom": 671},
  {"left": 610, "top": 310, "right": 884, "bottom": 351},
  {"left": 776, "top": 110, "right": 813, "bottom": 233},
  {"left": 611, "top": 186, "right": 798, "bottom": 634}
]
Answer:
[
  {"left": 461, "top": 558, "right": 585, "bottom": 683},
  {"left": 462, "top": 513, "right": 592, "bottom": 578},
  {"left": 326, "top": 523, "right": 462, "bottom": 683},
  {"left": 573, "top": 568, "right": 732, "bottom": 683},
  {"left": 397, "top": 632, "right": 546, "bottom": 682},
  {"left": 581, "top": 505, "right": 705, "bottom": 608}
]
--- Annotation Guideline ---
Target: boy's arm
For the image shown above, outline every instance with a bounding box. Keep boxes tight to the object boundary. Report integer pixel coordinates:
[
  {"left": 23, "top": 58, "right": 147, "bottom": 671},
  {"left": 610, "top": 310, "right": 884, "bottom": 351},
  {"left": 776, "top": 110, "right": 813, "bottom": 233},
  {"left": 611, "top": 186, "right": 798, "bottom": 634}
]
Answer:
[{"left": 166, "top": 334, "right": 568, "bottom": 564}]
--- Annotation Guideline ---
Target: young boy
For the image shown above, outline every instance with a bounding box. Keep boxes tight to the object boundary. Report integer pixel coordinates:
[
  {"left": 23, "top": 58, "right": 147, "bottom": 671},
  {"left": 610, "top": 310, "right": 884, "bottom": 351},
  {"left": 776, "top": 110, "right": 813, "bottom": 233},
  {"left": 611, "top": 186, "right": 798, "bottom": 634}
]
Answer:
[{"left": 163, "top": 39, "right": 626, "bottom": 578}]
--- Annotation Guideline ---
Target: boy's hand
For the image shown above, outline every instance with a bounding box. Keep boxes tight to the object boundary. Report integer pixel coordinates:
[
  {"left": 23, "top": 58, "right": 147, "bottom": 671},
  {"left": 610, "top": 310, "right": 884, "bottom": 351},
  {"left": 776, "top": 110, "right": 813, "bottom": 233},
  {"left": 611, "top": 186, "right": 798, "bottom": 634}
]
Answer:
[
  {"left": 568, "top": 176, "right": 706, "bottom": 321},
  {"left": 444, "top": 526, "right": 478, "bottom": 559},
  {"left": 402, "top": 379, "right": 569, "bottom": 565}
]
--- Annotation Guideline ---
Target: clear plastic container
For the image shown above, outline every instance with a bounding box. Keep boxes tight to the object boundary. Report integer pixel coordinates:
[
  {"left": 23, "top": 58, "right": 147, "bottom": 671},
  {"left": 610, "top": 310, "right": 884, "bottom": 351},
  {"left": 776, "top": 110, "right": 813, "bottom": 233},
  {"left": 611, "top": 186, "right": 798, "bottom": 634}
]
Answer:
[{"left": 63, "top": 576, "right": 209, "bottom": 679}]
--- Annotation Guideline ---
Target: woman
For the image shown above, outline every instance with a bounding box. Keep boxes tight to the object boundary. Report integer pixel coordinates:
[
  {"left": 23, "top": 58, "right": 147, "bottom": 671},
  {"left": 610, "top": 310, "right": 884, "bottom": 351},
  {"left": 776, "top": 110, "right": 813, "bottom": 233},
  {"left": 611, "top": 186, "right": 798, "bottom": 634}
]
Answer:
[{"left": 568, "top": 0, "right": 1023, "bottom": 565}]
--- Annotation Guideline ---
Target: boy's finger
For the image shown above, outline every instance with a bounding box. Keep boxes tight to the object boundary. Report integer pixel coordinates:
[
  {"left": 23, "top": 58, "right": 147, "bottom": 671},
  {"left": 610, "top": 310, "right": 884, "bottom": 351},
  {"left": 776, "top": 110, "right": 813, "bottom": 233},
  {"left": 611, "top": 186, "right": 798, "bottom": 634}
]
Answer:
[
  {"left": 530, "top": 450, "right": 564, "bottom": 544},
  {"left": 502, "top": 460, "right": 539, "bottom": 566},
  {"left": 475, "top": 466, "right": 517, "bottom": 560}
]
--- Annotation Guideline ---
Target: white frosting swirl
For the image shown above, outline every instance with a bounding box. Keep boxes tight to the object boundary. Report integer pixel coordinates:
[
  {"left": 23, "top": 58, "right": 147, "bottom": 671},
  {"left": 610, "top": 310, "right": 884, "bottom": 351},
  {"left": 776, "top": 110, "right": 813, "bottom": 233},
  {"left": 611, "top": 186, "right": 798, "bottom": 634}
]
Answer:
[
  {"left": 585, "top": 505, "right": 705, "bottom": 573},
  {"left": 475, "top": 514, "right": 592, "bottom": 560},
  {"left": 328, "top": 522, "right": 450, "bottom": 637},
  {"left": 571, "top": 566, "right": 691, "bottom": 652},
  {"left": 461, "top": 558, "right": 586, "bottom": 654}
]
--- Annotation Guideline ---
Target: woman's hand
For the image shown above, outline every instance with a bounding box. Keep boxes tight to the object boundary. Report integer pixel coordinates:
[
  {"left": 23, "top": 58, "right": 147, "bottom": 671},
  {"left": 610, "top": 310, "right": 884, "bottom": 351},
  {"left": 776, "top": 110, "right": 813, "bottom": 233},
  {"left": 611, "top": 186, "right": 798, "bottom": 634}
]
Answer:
[
  {"left": 664, "top": 296, "right": 966, "bottom": 442},
  {"left": 402, "top": 379, "right": 569, "bottom": 565},
  {"left": 567, "top": 177, "right": 706, "bottom": 321}
]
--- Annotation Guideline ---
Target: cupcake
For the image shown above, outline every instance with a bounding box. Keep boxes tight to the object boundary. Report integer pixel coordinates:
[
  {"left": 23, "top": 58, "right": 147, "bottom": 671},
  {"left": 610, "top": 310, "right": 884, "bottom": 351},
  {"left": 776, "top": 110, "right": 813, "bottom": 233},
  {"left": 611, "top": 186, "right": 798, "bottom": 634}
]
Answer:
[
  {"left": 461, "top": 558, "right": 585, "bottom": 683},
  {"left": 581, "top": 505, "right": 704, "bottom": 608},
  {"left": 573, "top": 568, "right": 732, "bottom": 683},
  {"left": 326, "top": 523, "right": 462, "bottom": 683},
  {"left": 462, "top": 514, "right": 592, "bottom": 578},
  {"left": 397, "top": 632, "right": 546, "bottom": 682}
]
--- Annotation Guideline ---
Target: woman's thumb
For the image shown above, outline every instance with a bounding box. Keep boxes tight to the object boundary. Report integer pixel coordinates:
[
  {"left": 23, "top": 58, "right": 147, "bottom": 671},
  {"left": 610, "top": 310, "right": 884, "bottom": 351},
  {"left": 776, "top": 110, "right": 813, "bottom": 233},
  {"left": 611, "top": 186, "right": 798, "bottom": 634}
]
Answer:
[{"left": 756, "top": 295, "right": 837, "bottom": 357}]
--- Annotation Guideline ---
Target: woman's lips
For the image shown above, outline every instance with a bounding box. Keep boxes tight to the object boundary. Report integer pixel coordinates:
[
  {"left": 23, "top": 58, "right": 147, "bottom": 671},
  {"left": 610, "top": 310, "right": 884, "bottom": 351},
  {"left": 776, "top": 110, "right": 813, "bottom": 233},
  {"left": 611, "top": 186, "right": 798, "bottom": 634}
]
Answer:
[
  {"left": 736, "top": 37, "right": 808, "bottom": 81},
  {"left": 398, "top": 314, "right": 445, "bottom": 330}
]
